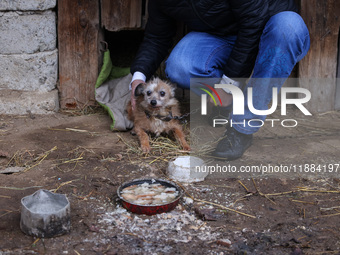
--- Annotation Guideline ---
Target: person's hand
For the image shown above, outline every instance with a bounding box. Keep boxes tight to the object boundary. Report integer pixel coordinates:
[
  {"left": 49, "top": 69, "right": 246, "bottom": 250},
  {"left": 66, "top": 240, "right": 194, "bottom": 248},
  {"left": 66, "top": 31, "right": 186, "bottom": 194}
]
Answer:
[
  {"left": 208, "top": 75, "right": 240, "bottom": 107},
  {"left": 130, "top": 79, "right": 145, "bottom": 110}
]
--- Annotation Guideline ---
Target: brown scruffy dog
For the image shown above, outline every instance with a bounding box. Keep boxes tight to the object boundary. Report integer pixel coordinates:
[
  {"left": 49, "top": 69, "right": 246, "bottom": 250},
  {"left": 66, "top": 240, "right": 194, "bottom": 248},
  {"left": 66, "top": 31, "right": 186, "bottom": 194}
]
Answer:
[{"left": 127, "top": 78, "right": 190, "bottom": 153}]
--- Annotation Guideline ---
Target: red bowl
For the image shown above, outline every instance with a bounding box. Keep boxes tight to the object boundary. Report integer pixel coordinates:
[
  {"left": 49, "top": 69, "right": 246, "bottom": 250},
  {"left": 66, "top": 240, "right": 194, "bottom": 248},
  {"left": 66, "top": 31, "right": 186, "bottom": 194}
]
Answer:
[{"left": 117, "top": 178, "right": 183, "bottom": 215}]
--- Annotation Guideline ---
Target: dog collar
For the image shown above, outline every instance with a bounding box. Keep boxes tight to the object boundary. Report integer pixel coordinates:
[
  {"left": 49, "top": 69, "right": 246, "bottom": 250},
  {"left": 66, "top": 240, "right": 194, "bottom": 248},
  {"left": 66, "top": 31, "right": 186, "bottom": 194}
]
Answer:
[{"left": 144, "top": 110, "right": 174, "bottom": 122}]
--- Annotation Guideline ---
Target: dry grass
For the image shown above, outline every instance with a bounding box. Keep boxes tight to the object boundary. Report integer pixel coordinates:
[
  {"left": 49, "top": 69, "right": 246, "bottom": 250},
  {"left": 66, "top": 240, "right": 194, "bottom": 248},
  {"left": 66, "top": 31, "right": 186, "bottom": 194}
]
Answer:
[
  {"left": 117, "top": 134, "right": 190, "bottom": 165},
  {"left": 5, "top": 147, "right": 57, "bottom": 172},
  {"left": 59, "top": 103, "right": 105, "bottom": 117}
]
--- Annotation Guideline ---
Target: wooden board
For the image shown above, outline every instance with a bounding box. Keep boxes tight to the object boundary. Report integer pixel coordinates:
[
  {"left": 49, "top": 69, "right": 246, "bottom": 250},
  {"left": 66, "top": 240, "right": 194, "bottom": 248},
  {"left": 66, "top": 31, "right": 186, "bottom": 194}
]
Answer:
[
  {"left": 58, "top": 0, "right": 102, "bottom": 109},
  {"left": 298, "top": 0, "right": 340, "bottom": 112},
  {"left": 101, "top": 0, "right": 143, "bottom": 31},
  {"left": 336, "top": 39, "right": 340, "bottom": 110}
]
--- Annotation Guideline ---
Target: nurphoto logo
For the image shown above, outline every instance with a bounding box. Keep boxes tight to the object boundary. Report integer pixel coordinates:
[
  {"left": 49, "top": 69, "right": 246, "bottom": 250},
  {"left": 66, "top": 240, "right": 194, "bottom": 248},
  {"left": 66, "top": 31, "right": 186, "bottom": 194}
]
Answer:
[{"left": 200, "top": 83, "right": 312, "bottom": 128}]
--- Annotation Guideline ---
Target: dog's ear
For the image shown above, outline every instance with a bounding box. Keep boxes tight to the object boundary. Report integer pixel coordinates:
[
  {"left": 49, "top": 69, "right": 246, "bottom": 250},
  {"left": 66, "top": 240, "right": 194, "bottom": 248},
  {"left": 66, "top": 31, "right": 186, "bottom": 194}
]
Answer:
[
  {"left": 134, "top": 83, "right": 145, "bottom": 97},
  {"left": 167, "top": 81, "right": 177, "bottom": 97}
]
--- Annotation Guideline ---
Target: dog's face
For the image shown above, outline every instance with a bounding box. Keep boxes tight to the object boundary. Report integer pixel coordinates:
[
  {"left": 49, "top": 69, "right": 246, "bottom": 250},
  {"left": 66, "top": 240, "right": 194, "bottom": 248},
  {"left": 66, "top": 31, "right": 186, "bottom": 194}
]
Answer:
[{"left": 137, "top": 78, "right": 176, "bottom": 109}]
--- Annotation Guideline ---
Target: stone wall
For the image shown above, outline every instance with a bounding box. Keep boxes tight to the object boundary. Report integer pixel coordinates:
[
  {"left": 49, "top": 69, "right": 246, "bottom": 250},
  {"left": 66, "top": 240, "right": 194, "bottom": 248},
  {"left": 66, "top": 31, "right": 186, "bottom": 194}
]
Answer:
[{"left": 0, "top": 0, "right": 58, "bottom": 114}]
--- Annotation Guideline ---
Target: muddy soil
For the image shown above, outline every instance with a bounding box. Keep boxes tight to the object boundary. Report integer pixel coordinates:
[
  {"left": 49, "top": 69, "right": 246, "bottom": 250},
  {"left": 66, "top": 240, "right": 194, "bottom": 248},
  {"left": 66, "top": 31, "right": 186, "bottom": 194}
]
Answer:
[{"left": 0, "top": 108, "right": 340, "bottom": 255}]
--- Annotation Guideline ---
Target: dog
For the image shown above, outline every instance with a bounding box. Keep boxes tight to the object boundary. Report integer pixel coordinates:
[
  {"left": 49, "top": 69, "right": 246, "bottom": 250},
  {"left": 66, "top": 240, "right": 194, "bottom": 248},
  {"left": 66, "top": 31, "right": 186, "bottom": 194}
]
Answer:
[{"left": 127, "top": 77, "right": 190, "bottom": 153}]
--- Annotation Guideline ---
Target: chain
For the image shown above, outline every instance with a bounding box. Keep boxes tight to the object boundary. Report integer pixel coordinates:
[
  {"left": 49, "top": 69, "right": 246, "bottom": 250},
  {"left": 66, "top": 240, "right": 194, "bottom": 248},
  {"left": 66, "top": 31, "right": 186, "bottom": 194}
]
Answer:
[
  {"left": 145, "top": 108, "right": 199, "bottom": 123},
  {"left": 173, "top": 108, "right": 199, "bottom": 121}
]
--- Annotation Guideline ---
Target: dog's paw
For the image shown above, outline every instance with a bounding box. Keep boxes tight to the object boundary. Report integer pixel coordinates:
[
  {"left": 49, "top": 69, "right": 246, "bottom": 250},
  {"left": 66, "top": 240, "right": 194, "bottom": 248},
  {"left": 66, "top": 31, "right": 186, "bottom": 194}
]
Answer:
[
  {"left": 141, "top": 144, "right": 151, "bottom": 153},
  {"left": 182, "top": 144, "right": 191, "bottom": 151}
]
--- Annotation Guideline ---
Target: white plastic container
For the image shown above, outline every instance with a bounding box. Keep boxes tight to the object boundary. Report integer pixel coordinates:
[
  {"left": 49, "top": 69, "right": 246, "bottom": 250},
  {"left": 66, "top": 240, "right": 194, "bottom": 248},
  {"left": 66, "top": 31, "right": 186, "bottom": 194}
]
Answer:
[{"left": 167, "top": 156, "right": 208, "bottom": 183}]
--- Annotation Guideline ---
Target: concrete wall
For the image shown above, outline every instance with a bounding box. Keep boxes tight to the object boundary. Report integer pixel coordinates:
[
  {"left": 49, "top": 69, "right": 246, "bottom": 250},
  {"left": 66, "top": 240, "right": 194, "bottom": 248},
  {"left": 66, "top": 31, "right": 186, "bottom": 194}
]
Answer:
[{"left": 0, "top": 0, "right": 58, "bottom": 115}]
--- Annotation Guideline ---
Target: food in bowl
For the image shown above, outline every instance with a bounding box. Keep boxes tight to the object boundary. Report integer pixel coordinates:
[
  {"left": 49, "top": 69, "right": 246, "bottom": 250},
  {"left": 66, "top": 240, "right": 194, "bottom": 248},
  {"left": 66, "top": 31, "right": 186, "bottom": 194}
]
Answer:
[{"left": 121, "top": 182, "right": 179, "bottom": 205}]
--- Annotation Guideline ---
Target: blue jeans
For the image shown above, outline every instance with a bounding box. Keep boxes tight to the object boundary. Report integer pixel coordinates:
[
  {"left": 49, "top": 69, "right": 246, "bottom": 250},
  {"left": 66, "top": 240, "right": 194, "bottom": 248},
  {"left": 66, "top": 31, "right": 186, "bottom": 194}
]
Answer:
[{"left": 165, "top": 11, "right": 310, "bottom": 134}]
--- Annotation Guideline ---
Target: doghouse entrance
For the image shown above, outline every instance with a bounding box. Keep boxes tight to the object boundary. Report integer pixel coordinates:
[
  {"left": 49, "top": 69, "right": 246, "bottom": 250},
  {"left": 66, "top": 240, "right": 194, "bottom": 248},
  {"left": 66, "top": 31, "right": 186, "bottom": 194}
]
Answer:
[
  {"left": 58, "top": 0, "right": 147, "bottom": 109},
  {"left": 103, "top": 30, "right": 144, "bottom": 69},
  {"left": 101, "top": 0, "right": 148, "bottom": 68}
]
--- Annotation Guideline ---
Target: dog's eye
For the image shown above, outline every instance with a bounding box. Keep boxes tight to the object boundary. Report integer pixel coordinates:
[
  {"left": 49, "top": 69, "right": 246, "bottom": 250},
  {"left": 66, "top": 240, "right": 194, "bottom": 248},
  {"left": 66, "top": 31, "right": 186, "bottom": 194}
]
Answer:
[
  {"left": 160, "top": 91, "right": 166, "bottom": 97},
  {"left": 146, "top": 91, "right": 152, "bottom": 96}
]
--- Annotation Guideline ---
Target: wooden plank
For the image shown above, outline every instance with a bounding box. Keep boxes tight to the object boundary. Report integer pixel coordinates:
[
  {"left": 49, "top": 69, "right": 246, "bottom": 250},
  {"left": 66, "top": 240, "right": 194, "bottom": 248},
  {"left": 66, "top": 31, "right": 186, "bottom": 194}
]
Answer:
[
  {"left": 58, "top": 0, "right": 101, "bottom": 109},
  {"left": 101, "top": 0, "right": 142, "bottom": 31},
  {"left": 298, "top": 0, "right": 340, "bottom": 112},
  {"left": 336, "top": 37, "right": 340, "bottom": 110}
]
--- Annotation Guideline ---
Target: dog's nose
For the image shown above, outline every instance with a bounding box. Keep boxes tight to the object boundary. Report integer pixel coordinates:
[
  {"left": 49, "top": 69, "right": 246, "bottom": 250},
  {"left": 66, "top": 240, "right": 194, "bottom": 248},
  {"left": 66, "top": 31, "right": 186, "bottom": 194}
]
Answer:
[{"left": 150, "top": 100, "right": 157, "bottom": 106}]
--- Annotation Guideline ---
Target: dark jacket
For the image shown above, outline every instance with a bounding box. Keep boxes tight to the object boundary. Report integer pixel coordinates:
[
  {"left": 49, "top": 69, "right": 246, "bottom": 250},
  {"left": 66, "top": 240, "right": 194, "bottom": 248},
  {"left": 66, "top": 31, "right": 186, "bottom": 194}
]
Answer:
[{"left": 131, "top": 0, "right": 298, "bottom": 80}]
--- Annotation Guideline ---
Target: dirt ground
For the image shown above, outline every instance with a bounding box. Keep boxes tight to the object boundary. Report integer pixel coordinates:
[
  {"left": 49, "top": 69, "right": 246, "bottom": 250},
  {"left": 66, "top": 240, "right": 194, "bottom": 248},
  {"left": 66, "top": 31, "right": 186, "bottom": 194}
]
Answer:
[{"left": 0, "top": 105, "right": 340, "bottom": 255}]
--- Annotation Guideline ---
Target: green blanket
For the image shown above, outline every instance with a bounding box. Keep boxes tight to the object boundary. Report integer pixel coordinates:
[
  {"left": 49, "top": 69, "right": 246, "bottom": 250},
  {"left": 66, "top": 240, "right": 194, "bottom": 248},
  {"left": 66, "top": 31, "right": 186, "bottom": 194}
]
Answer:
[{"left": 95, "top": 50, "right": 133, "bottom": 131}]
